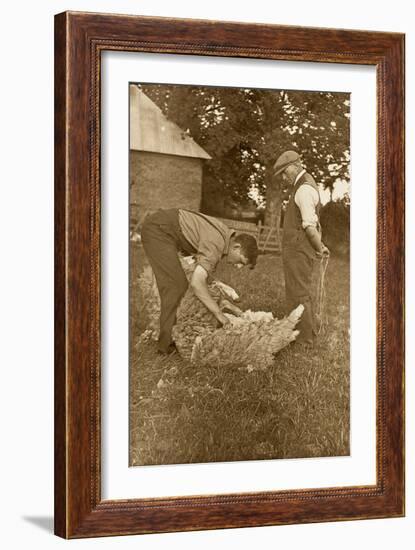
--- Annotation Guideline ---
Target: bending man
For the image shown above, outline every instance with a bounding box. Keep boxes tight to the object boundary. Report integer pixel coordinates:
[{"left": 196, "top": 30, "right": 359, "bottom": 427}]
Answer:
[
  {"left": 274, "top": 150, "right": 329, "bottom": 346},
  {"left": 141, "top": 208, "right": 258, "bottom": 354}
]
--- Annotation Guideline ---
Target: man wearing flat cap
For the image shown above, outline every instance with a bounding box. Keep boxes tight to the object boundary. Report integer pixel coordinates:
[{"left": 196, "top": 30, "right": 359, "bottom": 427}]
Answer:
[{"left": 274, "top": 150, "right": 329, "bottom": 345}]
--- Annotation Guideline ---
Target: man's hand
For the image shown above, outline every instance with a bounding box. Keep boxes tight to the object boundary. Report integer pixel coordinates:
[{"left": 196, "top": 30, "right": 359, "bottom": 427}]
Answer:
[
  {"left": 191, "top": 265, "right": 230, "bottom": 322},
  {"left": 216, "top": 312, "right": 231, "bottom": 328},
  {"left": 316, "top": 244, "right": 330, "bottom": 259}
]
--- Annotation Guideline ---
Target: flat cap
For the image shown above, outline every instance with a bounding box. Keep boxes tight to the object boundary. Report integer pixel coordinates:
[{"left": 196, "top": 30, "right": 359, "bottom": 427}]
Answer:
[{"left": 273, "top": 150, "right": 301, "bottom": 176}]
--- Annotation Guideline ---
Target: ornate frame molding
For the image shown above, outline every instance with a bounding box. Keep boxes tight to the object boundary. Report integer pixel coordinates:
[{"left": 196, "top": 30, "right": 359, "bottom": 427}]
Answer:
[{"left": 55, "top": 11, "right": 404, "bottom": 538}]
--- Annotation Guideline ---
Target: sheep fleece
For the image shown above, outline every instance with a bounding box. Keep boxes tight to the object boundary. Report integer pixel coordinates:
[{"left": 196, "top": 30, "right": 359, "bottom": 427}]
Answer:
[{"left": 139, "top": 258, "right": 303, "bottom": 367}]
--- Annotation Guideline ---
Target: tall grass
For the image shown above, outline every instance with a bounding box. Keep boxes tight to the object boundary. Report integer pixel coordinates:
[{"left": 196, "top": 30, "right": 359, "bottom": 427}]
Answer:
[{"left": 130, "top": 246, "right": 350, "bottom": 466}]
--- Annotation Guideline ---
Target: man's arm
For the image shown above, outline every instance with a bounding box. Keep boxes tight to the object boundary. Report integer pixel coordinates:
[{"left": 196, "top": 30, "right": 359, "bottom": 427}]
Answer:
[
  {"left": 305, "top": 226, "right": 330, "bottom": 256},
  {"left": 295, "top": 185, "right": 330, "bottom": 257},
  {"left": 190, "top": 265, "right": 230, "bottom": 326}
]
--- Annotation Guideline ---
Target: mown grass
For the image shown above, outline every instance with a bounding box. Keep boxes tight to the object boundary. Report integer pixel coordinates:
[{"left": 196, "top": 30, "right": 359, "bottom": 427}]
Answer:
[{"left": 129, "top": 244, "right": 350, "bottom": 466}]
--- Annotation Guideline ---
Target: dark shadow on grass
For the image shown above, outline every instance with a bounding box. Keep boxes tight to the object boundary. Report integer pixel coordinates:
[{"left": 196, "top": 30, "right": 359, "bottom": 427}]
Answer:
[{"left": 22, "top": 516, "right": 54, "bottom": 533}]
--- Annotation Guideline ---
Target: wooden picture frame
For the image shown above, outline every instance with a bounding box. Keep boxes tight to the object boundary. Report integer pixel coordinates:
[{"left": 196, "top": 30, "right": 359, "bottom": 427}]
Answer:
[{"left": 54, "top": 11, "right": 405, "bottom": 538}]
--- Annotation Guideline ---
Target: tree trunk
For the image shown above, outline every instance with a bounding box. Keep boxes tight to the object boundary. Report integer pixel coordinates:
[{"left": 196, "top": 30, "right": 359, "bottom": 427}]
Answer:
[{"left": 264, "top": 166, "right": 282, "bottom": 244}]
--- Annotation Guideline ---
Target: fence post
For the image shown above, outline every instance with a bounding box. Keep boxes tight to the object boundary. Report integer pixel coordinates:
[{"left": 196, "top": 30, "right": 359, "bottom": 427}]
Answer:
[{"left": 257, "top": 220, "right": 262, "bottom": 242}]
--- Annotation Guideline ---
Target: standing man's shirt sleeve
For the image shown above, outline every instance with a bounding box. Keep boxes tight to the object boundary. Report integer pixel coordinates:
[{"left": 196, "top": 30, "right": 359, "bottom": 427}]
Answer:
[{"left": 294, "top": 185, "right": 320, "bottom": 229}]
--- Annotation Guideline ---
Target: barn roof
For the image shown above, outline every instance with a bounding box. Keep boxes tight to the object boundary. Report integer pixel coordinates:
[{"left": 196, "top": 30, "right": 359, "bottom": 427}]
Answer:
[{"left": 130, "top": 86, "right": 211, "bottom": 160}]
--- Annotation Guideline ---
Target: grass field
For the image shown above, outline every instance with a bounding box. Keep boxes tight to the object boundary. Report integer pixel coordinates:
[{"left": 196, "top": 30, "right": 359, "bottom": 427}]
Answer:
[{"left": 129, "top": 245, "right": 350, "bottom": 466}]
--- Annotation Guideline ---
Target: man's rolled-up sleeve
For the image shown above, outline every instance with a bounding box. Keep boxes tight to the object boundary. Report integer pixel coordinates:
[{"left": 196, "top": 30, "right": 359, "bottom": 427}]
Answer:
[
  {"left": 294, "top": 185, "right": 320, "bottom": 229},
  {"left": 195, "top": 238, "right": 223, "bottom": 274}
]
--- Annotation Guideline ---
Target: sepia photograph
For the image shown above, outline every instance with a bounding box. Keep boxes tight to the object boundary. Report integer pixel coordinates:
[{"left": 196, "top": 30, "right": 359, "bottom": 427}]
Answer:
[{"left": 129, "top": 82, "right": 351, "bottom": 467}]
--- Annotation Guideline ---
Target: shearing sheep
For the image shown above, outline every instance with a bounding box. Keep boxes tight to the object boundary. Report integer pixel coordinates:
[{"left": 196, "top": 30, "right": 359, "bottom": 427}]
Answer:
[{"left": 139, "top": 256, "right": 303, "bottom": 368}]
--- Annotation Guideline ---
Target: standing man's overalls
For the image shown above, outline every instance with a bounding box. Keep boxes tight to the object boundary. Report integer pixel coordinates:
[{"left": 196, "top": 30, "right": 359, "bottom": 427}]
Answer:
[{"left": 282, "top": 172, "right": 321, "bottom": 343}]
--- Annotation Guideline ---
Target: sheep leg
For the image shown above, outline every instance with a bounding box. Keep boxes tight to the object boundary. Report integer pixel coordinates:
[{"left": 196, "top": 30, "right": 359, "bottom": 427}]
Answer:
[{"left": 219, "top": 298, "right": 243, "bottom": 316}]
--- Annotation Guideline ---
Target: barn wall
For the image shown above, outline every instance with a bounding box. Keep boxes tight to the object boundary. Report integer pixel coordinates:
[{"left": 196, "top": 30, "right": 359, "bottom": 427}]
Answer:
[{"left": 130, "top": 151, "right": 203, "bottom": 225}]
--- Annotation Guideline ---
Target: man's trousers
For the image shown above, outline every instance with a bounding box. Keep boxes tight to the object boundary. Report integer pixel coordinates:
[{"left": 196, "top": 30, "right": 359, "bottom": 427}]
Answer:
[
  {"left": 282, "top": 247, "right": 316, "bottom": 343},
  {"left": 141, "top": 210, "right": 194, "bottom": 353}
]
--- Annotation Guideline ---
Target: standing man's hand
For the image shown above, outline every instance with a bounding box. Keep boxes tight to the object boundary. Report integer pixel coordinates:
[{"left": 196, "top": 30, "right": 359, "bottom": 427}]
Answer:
[{"left": 316, "top": 244, "right": 330, "bottom": 259}]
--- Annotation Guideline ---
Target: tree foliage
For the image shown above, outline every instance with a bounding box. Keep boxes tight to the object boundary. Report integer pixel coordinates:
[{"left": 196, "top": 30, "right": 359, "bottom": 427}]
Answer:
[
  {"left": 320, "top": 200, "right": 350, "bottom": 257},
  {"left": 140, "top": 83, "right": 350, "bottom": 224}
]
